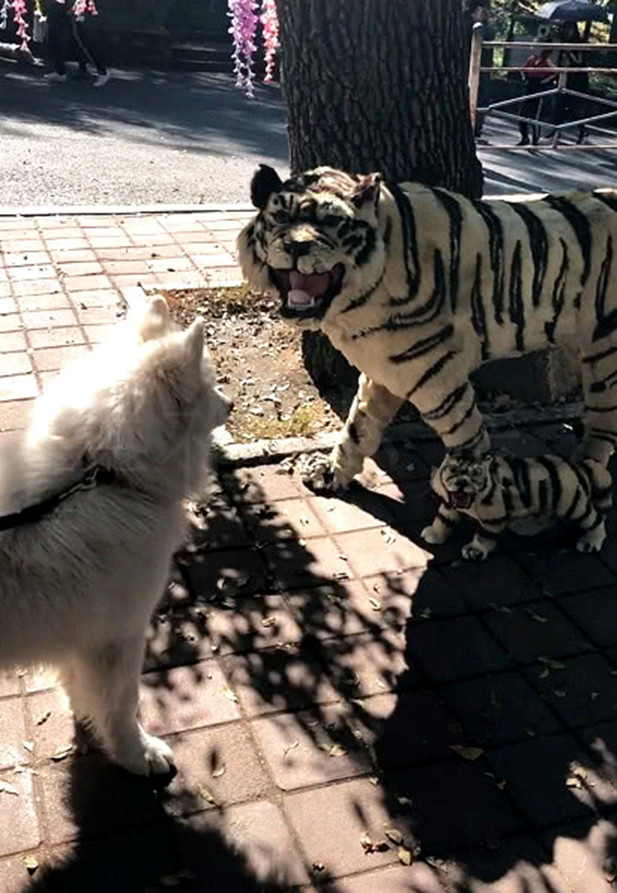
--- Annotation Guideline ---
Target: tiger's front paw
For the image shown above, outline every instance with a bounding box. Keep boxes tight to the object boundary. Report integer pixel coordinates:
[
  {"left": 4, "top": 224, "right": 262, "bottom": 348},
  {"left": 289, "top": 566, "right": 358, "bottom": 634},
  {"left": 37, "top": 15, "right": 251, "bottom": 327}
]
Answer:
[
  {"left": 576, "top": 524, "right": 607, "bottom": 554},
  {"left": 297, "top": 451, "right": 358, "bottom": 493},
  {"left": 461, "top": 540, "right": 490, "bottom": 561},
  {"left": 421, "top": 523, "right": 450, "bottom": 545}
]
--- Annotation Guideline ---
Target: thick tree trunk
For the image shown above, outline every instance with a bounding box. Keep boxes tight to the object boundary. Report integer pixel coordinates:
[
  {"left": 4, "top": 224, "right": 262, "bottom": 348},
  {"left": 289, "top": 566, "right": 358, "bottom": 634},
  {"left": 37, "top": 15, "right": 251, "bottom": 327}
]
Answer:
[
  {"left": 275, "top": 0, "right": 482, "bottom": 192},
  {"left": 275, "top": 0, "right": 482, "bottom": 413}
]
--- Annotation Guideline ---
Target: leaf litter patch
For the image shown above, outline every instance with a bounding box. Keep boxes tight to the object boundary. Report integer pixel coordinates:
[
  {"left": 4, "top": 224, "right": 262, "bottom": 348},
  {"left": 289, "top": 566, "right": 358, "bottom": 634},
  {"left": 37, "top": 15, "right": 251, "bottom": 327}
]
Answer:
[{"left": 162, "top": 285, "right": 339, "bottom": 443}]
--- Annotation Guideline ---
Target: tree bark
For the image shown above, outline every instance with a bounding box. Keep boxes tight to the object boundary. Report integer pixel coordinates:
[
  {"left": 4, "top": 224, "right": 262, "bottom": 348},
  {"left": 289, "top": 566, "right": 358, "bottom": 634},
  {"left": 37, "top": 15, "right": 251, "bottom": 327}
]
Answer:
[
  {"left": 275, "top": 0, "right": 483, "bottom": 413},
  {"left": 275, "top": 0, "right": 482, "bottom": 193}
]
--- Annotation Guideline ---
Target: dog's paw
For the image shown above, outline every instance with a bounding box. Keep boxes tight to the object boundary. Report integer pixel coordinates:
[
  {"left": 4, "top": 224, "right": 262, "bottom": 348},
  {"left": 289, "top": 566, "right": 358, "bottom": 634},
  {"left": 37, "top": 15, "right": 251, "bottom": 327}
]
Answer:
[
  {"left": 297, "top": 452, "right": 353, "bottom": 493},
  {"left": 115, "top": 730, "right": 175, "bottom": 776},
  {"left": 421, "top": 524, "right": 448, "bottom": 545},
  {"left": 461, "top": 541, "right": 489, "bottom": 561}
]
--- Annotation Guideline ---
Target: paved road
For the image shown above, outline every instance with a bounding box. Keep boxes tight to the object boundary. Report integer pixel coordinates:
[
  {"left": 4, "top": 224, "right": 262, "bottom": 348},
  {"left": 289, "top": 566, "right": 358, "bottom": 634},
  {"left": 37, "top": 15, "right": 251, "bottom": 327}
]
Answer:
[{"left": 1, "top": 62, "right": 616, "bottom": 207}]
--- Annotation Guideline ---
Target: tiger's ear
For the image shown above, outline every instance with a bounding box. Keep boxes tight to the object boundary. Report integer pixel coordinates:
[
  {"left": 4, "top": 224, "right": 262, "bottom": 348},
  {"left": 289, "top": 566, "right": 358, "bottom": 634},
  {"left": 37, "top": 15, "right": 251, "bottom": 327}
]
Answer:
[
  {"left": 351, "top": 172, "right": 382, "bottom": 209},
  {"left": 251, "top": 164, "right": 284, "bottom": 210}
]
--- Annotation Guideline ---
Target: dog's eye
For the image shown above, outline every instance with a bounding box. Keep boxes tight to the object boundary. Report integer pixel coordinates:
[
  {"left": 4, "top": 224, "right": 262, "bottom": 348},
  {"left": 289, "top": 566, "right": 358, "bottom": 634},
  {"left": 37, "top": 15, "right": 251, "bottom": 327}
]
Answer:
[{"left": 274, "top": 210, "right": 290, "bottom": 224}]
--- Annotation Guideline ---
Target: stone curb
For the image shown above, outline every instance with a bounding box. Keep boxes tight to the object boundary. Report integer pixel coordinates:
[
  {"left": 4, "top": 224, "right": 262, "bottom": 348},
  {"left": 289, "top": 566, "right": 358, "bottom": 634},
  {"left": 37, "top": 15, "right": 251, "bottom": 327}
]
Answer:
[
  {"left": 0, "top": 203, "right": 254, "bottom": 218},
  {"left": 214, "top": 403, "right": 581, "bottom": 468},
  {"left": 0, "top": 195, "right": 539, "bottom": 221}
]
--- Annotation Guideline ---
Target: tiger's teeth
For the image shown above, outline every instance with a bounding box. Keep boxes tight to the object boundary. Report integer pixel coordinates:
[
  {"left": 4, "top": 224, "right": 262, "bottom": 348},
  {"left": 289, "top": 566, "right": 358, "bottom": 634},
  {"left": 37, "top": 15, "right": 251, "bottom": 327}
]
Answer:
[{"left": 288, "top": 289, "right": 315, "bottom": 308}]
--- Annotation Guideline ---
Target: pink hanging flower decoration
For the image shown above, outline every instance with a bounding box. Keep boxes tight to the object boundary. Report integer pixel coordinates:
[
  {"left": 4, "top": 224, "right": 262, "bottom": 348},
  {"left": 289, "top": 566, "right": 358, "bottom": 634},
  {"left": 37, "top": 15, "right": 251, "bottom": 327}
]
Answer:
[
  {"left": 73, "top": 0, "right": 98, "bottom": 16},
  {"left": 260, "top": 0, "right": 278, "bottom": 84},
  {"left": 228, "top": 0, "right": 259, "bottom": 98},
  {"left": 11, "top": 0, "right": 30, "bottom": 50}
]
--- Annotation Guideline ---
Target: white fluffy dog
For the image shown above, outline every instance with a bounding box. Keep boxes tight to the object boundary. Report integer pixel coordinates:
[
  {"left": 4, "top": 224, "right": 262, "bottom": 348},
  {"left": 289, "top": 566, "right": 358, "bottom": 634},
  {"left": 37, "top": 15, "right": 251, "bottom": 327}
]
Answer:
[{"left": 0, "top": 297, "right": 230, "bottom": 775}]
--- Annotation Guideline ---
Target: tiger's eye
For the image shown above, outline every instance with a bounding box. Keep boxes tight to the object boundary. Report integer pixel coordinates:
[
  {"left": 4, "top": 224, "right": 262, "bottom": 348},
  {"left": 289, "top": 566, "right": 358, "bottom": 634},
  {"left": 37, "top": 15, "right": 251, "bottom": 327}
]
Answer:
[
  {"left": 322, "top": 214, "right": 341, "bottom": 227},
  {"left": 274, "top": 210, "right": 289, "bottom": 224}
]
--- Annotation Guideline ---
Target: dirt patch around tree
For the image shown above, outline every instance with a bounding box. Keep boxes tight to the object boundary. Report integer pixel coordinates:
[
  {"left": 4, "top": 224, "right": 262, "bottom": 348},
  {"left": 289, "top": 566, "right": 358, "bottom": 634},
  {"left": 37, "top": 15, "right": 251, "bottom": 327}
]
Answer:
[
  {"left": 162, "top": 285, "right": 341, "bottom": 443},
  {"left": 162, "top": 285, "right": 541, "bottom": 446}
]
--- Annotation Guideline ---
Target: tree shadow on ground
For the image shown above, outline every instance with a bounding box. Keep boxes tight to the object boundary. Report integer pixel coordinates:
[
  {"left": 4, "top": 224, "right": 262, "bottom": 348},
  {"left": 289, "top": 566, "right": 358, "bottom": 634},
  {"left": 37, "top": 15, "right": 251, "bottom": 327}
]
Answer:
[
  {"left": 0, "top": 63, "right": 288, "bottom": 164},
  {"left": 14, "top": 429, "right": 617, "bottom": 892}
]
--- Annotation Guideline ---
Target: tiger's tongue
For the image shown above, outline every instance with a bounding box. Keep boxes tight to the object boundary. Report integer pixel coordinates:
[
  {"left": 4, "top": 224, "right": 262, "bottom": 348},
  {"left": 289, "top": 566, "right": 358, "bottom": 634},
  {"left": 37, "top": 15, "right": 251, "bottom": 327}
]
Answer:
[{"left": 288, "top": 271, "right": 330, "bottom": 305}]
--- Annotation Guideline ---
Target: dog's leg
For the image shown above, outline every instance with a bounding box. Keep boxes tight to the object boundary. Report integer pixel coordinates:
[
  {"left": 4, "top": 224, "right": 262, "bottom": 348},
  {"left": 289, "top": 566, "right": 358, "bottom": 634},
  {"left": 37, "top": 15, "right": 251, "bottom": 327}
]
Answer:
[{"left": 66, "top": 638, "right": 173, "bottom": 776}]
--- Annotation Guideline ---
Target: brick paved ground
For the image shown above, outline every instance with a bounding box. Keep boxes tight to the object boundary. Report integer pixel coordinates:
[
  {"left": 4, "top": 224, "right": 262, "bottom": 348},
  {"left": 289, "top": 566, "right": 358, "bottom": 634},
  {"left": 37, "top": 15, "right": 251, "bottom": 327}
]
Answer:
[{"left": 2, "top": 213, "right": 617, "bottom": 892}]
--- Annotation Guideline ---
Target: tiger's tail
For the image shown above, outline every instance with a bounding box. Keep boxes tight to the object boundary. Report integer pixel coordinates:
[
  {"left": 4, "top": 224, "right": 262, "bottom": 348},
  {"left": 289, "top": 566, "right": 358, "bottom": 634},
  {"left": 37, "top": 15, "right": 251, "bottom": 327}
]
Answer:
[{"left": 581, "top": 458, "right": 613, "bottom": 514}]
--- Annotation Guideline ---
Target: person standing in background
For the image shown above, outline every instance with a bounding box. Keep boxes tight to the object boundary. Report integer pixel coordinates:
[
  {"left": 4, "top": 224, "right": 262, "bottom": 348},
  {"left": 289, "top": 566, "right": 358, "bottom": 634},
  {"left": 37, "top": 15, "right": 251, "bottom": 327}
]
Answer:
[
  {"left": 555, "top": 21, "right": 587, "bottom": 144},
  {"left": 43, "top": 0, "right": 109, "bottom": 87},
  {"left": 516, "top": 46, "right": 556, "bottom": 146}
]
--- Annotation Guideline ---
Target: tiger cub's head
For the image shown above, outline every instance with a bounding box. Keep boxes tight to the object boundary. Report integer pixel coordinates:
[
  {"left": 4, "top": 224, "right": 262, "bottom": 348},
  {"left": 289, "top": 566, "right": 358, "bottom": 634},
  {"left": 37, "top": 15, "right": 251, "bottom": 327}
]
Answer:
[
  {"left": 237, "top": 165, "right": 386, "bottom": 328},
  {"left": 432, "top": 452, "right": 496, "bottom": 511}
]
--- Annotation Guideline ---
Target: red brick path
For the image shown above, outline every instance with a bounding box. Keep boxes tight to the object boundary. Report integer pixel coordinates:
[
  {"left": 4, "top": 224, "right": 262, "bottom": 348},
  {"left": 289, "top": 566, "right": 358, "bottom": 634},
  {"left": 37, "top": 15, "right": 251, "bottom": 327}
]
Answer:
[{"left": 1, "top": 213, "right": 617, "bottom": 892}]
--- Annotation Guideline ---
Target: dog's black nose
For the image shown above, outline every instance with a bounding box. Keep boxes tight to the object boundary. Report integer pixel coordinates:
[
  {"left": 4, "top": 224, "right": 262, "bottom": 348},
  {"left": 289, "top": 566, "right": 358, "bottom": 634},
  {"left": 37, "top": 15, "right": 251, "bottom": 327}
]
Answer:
[{"left": 283, "top": 240, "right": 314, "bottom": 257}]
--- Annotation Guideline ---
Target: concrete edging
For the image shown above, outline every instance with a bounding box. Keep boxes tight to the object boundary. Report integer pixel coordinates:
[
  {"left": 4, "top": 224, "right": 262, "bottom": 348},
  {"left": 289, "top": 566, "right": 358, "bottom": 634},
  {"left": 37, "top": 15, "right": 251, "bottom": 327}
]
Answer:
[
  {"left": 0, "top": 203, "right": 254, "bottom": 218},
  {"left": 0, "top": 194, "right": 539, "bottom": 219}
]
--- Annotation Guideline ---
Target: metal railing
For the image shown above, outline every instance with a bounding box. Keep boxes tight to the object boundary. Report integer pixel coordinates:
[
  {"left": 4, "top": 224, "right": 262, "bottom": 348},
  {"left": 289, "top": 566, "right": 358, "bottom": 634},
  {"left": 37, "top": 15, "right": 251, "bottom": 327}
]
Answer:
[{"left": 468, "top": 23, "right": 617, "bottom": 150}]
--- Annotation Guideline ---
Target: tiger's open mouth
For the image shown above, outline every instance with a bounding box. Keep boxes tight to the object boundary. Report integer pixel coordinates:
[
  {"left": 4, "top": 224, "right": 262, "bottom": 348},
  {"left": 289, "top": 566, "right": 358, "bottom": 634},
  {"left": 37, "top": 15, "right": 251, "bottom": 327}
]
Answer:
[
  {"left": 270, "top": 264, "right": 345, "bottom": 319},
  {"left": 446, "top": 490, "right": 474, "bottom": 510}
]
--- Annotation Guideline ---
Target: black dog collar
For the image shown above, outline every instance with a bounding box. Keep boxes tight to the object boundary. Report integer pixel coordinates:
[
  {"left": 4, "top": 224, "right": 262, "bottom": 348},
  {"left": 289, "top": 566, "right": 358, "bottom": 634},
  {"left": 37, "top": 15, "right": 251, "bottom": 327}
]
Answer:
[{"left": 0, "top": 465, "right": 115, "bottom": 532}]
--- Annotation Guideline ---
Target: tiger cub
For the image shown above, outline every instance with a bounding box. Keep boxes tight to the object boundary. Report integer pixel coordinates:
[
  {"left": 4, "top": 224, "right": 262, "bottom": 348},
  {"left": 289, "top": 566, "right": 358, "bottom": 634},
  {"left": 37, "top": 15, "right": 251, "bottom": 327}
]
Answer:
[{"left": 422, "top": 451, "right": 612, "bottom": 561}]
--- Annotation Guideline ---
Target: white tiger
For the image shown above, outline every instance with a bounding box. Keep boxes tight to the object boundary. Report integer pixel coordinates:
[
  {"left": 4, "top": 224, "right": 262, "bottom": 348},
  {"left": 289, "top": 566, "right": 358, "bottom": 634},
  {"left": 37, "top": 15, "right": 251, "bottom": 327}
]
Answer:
[
  {"left": 237, "top": 164, "right": 617, "bottom": 491},
  {"left": 423, "top": 451, "right": 612, "bottom": 560}
]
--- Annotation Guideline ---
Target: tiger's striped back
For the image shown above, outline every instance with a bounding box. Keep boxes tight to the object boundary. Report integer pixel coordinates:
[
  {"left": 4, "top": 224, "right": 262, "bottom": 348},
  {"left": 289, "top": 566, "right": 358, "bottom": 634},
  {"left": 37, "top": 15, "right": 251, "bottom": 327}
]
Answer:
[{"left": 238, "top": 166, "right": 617, "bottom": 479}]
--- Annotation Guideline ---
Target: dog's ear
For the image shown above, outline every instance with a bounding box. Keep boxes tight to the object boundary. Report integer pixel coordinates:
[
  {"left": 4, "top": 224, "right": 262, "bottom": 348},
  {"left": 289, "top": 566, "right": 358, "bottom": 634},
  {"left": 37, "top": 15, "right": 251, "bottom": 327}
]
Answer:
[
  {"left": 251, "top": 164, "right": 283, "bottom": 210},
  {"left": 184, "top": 318, "right": 204, "bottom": 368},
  {"left": 137, "top": 296, "right": 171, "bottom": 342}
]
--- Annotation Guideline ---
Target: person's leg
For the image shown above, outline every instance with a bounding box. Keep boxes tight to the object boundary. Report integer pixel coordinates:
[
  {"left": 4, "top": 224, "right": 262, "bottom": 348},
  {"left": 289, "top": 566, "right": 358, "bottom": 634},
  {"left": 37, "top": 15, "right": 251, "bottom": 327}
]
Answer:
[
  {"left": 46, "top": 13, "right": 68, "bottom": 79},
  {"left": 74, "top": 18, "right": 109, "bottom": 83},
  {"left": 517, "top": 84, "right": 533, "bottom": 145}
]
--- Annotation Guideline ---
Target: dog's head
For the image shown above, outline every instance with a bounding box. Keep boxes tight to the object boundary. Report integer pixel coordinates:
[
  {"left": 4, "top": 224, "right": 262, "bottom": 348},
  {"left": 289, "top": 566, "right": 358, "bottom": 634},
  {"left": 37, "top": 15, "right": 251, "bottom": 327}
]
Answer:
[
  {"left": 134, "top": 297, "right": 231, "bottom": 436},
  {"left": 31, "top": 296, "right": 231, "bottom": 497},
  {"left": 237, "top": 164, "right": 386, "bottom": 329},
  {"left": 133, "top": 296, "right": 232, "bottom": 435}
]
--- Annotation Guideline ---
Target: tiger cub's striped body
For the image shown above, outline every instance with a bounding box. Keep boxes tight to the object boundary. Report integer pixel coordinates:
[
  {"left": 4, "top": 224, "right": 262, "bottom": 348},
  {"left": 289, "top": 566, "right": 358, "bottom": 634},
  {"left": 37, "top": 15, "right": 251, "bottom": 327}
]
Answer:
[
  {"left": 238, "top": 166, "right": 617, "bottom": 491},
  {"left": 423, "top": 452, "right": 612, "bottom": 561}
]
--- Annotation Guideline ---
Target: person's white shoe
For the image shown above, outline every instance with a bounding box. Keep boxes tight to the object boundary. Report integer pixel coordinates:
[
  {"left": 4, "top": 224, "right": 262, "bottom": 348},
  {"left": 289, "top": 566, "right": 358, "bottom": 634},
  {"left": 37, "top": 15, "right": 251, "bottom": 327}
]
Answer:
[
  {"left": 92, "top": 72, "right": 110, "bottom": 88},
  {"left": 44, "top": 72, "right": 67, "bottom": 83}
]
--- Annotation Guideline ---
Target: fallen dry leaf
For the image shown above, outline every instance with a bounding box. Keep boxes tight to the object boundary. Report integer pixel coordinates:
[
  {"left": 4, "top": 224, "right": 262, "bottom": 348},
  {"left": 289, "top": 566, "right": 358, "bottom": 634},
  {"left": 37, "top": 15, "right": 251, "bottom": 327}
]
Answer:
[
  {"left": 380, "top": 527, "right": 397, "bottom": 544},
  {"left": 360, "top": 831, "right": 389, "bottom": 854},
  {"left": 384, "top": 828, "right": 404, "bottom": 845},
  {"left": 538, "top": 656, "right": 566, "bottom": 671},
  {"left": 525, "top": 608, "right": 548, "bottom": 623},
  {"left": 197, "top": 785, "right": 217, "bottom": 805},
  {"left": 22, "top": 741, "right": 34, "bottom": 753},
  {"left": 449, "top": 745, "right": 484, "bottom": 761},
  {"left": 23, "top": 855, "right": 38, "bottom": 874},
  {"left": 261, "top": 616, "right": 277, "bottom": 628},
  {"left": 212, "top": 764, "right": 226, "bottom": 778},
  {"left": 222, "top": 688, "right": 239, "bottom": 704},
  {"left": 0, "top": 780, "right": 19, "bottom": 795},
  {"left": 368, "top": 596, "right": 382, "bottom": 612},
  {"left": 51, "top": 745, "right": 73, "bottom": 762},
  {"left": 397, "top": 846, "right": 413, "bottom": 866},
  {"left": 284, "top": 740, "right": 299, "bottom": 756},
  {"left": 312, "top": 862, "right": 325, "bottom": 872},
  {"left": 329, "top": 744, "right": 348, "bottom": 758}
]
